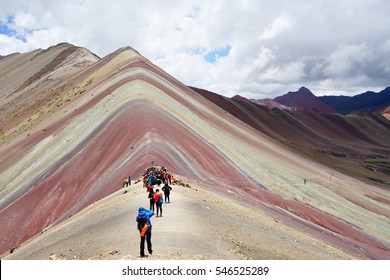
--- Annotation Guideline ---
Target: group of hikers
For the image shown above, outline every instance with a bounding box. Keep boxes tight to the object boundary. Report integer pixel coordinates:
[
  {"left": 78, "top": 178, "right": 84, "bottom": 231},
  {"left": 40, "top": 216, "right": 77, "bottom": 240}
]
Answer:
[{"left": 134, "top": 164, "right": 174, "bottom": 258}]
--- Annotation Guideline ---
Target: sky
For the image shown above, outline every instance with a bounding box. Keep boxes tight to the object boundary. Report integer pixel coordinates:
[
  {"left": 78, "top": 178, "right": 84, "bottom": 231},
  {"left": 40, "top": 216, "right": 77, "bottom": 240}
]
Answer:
[{"left": 0, "top": 0, "right": 389, "bottom": 98}]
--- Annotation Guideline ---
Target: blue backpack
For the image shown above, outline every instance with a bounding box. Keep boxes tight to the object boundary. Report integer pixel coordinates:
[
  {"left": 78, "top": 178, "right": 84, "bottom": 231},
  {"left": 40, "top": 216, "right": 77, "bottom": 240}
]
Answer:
[{"left": 158, "top": 194, "right": 163, "bottom": 204}]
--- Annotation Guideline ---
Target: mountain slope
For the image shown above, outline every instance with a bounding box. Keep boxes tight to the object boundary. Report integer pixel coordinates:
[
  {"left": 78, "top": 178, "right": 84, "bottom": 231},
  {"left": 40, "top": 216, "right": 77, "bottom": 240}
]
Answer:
[
  {"left": 0, "top": 43, "right": 100, "bottom": 144},
  {"left": 3, "top": 180, "right": 355, "bottom": 260},
  {"left": 0, "top": 45, "right": 390, "bottom": 259},
  {"left": 380, "top": 106, "right": 390, "bottom": 120},
  {"left": 231, "top": 94, "right": 288, "bottom": 110},
  {"left": 319, "top": 87, "right": 390, "bottom": 115},
  {"left": 209, "top": 87, "right": 390, "bottom": 187},
  {"left": 274, "top": 87, "right": 337, "bottom": 114}
]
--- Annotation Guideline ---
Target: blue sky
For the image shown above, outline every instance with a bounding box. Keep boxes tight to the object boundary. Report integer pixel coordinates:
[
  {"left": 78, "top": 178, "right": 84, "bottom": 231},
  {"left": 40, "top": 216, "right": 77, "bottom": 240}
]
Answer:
[
  {"left": 1, "top": 0, "right": 390, "bottom": 98},
  {"left": 0, "top": 16, "right": 15, "bottom": 36},
  {"left": 0, "top": 16, "right": 27, "bottom": 42},
  {"left": 204, "top": 45, "right": 231, "bottom": 63}
]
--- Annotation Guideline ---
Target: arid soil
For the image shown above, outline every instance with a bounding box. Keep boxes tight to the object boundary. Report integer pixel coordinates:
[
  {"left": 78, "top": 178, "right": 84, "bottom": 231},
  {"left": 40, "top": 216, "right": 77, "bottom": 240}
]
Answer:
[
  {"left": 3, "top": 179, "right": 355, "bottom": 260},
  {"left": 1, "top": 45, "right": 389, "bottom": 260}
]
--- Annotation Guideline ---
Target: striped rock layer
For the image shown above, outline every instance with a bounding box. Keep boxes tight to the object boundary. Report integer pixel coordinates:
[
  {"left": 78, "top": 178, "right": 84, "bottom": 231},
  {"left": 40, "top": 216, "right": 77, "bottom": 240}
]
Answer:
[{"left": 0, "top": 44, "right": 389, "bottom": 258}]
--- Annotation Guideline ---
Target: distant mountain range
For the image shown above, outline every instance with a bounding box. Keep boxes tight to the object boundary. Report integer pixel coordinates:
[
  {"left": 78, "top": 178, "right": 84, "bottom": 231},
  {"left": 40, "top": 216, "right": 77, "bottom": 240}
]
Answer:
[
  {"left": 274, "top": 87, "right": 337, "bottom": 114},
  {"left": 236, "top": 86, "right": 390, "bottom": 120},
  {"left": 0, "top": 53, "right": 20, "bottom": 61},
  {"left": 319, "top": 87, "right": 390, "bottom": 115},
  {"left": 233, "top": 95, "right": 288, "bottom": 110},
  {"left": 1, "top": 43, "right": 390, "bottom": 259}
]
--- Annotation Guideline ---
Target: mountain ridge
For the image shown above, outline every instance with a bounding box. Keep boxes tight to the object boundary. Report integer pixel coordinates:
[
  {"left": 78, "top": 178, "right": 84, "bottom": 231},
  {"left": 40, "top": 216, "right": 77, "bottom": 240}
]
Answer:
[
  {"left": 247, "top": 86, "right": 390, "bottom": 119},
  {"left": 319, "top": 87, "right": 390, "bottom": 115},
  {"left": 273, "top": 87, "right": 338, "bottom": 114},
  {"left": 1, "top": 44, "right": 390, "bottom": 259}
]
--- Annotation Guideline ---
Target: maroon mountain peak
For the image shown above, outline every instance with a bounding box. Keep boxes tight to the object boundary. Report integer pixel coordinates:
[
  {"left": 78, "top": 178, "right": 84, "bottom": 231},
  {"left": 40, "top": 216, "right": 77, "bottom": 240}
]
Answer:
[{"left": 274, "top": 87, "right": 337, "bottom": 114}]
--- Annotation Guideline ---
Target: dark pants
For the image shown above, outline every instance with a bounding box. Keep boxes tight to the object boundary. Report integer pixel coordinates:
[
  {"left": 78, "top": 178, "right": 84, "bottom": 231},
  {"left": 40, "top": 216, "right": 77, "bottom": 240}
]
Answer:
[
  {"left": 140, "top": 231, "right": 152, "bottom": 256},
  {"left": 150, "top": 200, "right": 155, "bottom": 211},
  {"left": 156, "top": 203, "right": 162, "bottom": 216},
  {"left": 164, "top": 193, "right": 170, "bottom": 203}
]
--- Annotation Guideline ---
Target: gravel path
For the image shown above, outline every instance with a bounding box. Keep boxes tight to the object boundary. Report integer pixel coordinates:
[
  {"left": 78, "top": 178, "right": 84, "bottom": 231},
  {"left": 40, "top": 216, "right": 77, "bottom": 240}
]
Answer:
[{"left": 4, "top": 179, "right": 356, "bottom": 260}]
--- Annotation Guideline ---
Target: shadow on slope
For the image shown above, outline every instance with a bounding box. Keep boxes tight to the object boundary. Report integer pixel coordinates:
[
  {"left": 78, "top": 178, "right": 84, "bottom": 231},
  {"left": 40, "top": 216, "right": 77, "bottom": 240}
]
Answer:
[{"left": 191, "top": 87, "right": 390, "bottom": 187}]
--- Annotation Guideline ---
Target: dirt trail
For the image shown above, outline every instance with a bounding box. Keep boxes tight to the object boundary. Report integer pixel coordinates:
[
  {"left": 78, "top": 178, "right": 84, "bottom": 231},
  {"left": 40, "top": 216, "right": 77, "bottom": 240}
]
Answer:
[{"left": 3, "top": 178, "right": 356, "bottom": 260}]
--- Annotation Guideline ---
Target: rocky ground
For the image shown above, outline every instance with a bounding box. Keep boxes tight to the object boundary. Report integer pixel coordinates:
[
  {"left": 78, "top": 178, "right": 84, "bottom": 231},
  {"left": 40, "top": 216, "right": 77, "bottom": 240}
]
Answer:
[{"left": 3, "top": 178, "right": 356, "bottom": 260}]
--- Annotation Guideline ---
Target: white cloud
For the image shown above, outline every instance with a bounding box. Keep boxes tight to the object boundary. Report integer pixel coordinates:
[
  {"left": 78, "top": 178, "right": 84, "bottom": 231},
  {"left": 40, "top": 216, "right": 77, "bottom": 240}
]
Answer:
[
  {"left": 260, "top": 61, "right": 306, "bottom": 83},
  {"left": 12, "top": 12, "right": 38, "bottom": 30},
  {"left": 260, "top": 15, "right": 293, "bottom": 40},
  {"left": 25, "top": 27, "right": 70, "bottom": 50},
  {"left": 0, "top": 34, "right": 26, "bottom": 54},
  {"left": 324, "top": 43, "right": 372, "bottom": 77},
  {"left": 0, "top": 0, "right": 389, "bottom": 97},
  {"left": 380, "top": 40, "right": 390, "bottom": 52}
]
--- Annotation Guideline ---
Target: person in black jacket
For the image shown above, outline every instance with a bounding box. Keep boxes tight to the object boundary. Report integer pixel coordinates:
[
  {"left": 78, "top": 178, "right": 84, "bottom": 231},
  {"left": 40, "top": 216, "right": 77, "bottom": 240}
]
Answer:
[
  {"left": 148, "top": 189, "right": 155, "bottom": 211},
  {"left": 162, "top": 183, "right": 172, "bottom": 203}
]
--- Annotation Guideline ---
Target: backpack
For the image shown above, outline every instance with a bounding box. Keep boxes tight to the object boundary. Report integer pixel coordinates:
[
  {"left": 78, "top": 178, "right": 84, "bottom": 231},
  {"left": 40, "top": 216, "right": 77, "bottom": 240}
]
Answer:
[
  {"left": 154, "top": 193, "right": 161, "bottom": 203},
  {"left": 158, "top": 194, "right": 163, "bottom": 204},
  {"left": 162, "top": 185, "right": 171, "bottom": 194},
  {"left": 137, "top": 214, "right": 149, "bottom": 236}
]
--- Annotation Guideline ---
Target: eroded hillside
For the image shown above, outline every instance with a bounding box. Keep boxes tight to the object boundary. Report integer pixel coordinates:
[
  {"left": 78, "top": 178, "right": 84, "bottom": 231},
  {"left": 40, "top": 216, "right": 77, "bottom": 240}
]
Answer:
[{"left": 1, "top": 44, "right": 389, "bottom": 259}]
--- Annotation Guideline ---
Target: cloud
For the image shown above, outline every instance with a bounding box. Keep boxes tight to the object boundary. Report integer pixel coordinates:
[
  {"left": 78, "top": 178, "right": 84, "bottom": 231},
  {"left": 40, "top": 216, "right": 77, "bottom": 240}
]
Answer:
[
  {"left": 260, "top": 61, "right": 306, "bottom": 83},
  {"left": 260, "top": 15, "right": 293, "bottom": 40},
  {"left": 0, "top": 0, "right": 389, "bottom": 98},
  {"left": 0, "top": 33, "right": 26, "bottom": 54},
  {"left": 324, "top": 43, "right": 372, "bottom": 77}
]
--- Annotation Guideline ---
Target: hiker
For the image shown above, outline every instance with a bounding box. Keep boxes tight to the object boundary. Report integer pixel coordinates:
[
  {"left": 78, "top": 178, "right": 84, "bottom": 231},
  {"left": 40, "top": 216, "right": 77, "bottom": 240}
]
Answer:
[
  {"left": 146, "top": 184, "right": 153, "bottom": 193},
  {"left": 148, "top": 189, "right": 155, "bottom": 211},
  {"left": 128, "top": 176, "right": 131, "bottom": 186},
  {"left": 162, "top": 183, "right": 172, "bottom": 203},
  {"left": 136, "top": 207, "right": 154, "bottom": 257},
  {"left": 154, "top": 189, "right": 163, "bottom": 217},
  {"left": 123, "top": 178, "right": 129, "bottom": 188},
  {"left": 142, "top": 176, "right": 147, "bottom": 188},
  {"left": 148, "top": 174, "right": 156, "bottom": 186},
  {"left": 163, "top": 172, "right": 169, "bottom": 184}
]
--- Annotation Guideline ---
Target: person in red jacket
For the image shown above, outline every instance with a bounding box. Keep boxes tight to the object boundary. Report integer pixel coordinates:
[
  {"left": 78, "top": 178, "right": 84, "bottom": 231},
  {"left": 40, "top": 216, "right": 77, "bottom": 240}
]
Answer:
[{"left": 154, "top": 189, "right": 163, "bottom": 217}]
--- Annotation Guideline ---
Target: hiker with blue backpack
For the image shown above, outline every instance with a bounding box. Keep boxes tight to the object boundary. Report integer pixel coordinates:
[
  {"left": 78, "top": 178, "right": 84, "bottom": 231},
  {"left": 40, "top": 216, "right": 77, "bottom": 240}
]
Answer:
[
  {"left": 154, "top": 189, "right": 164, "bottom": 217},
  {"left": 136, "top": 207, "right": 154, "bottom": 257},
  {"left": 148, "top": 173, "right": 156, "bottom": 186}
]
